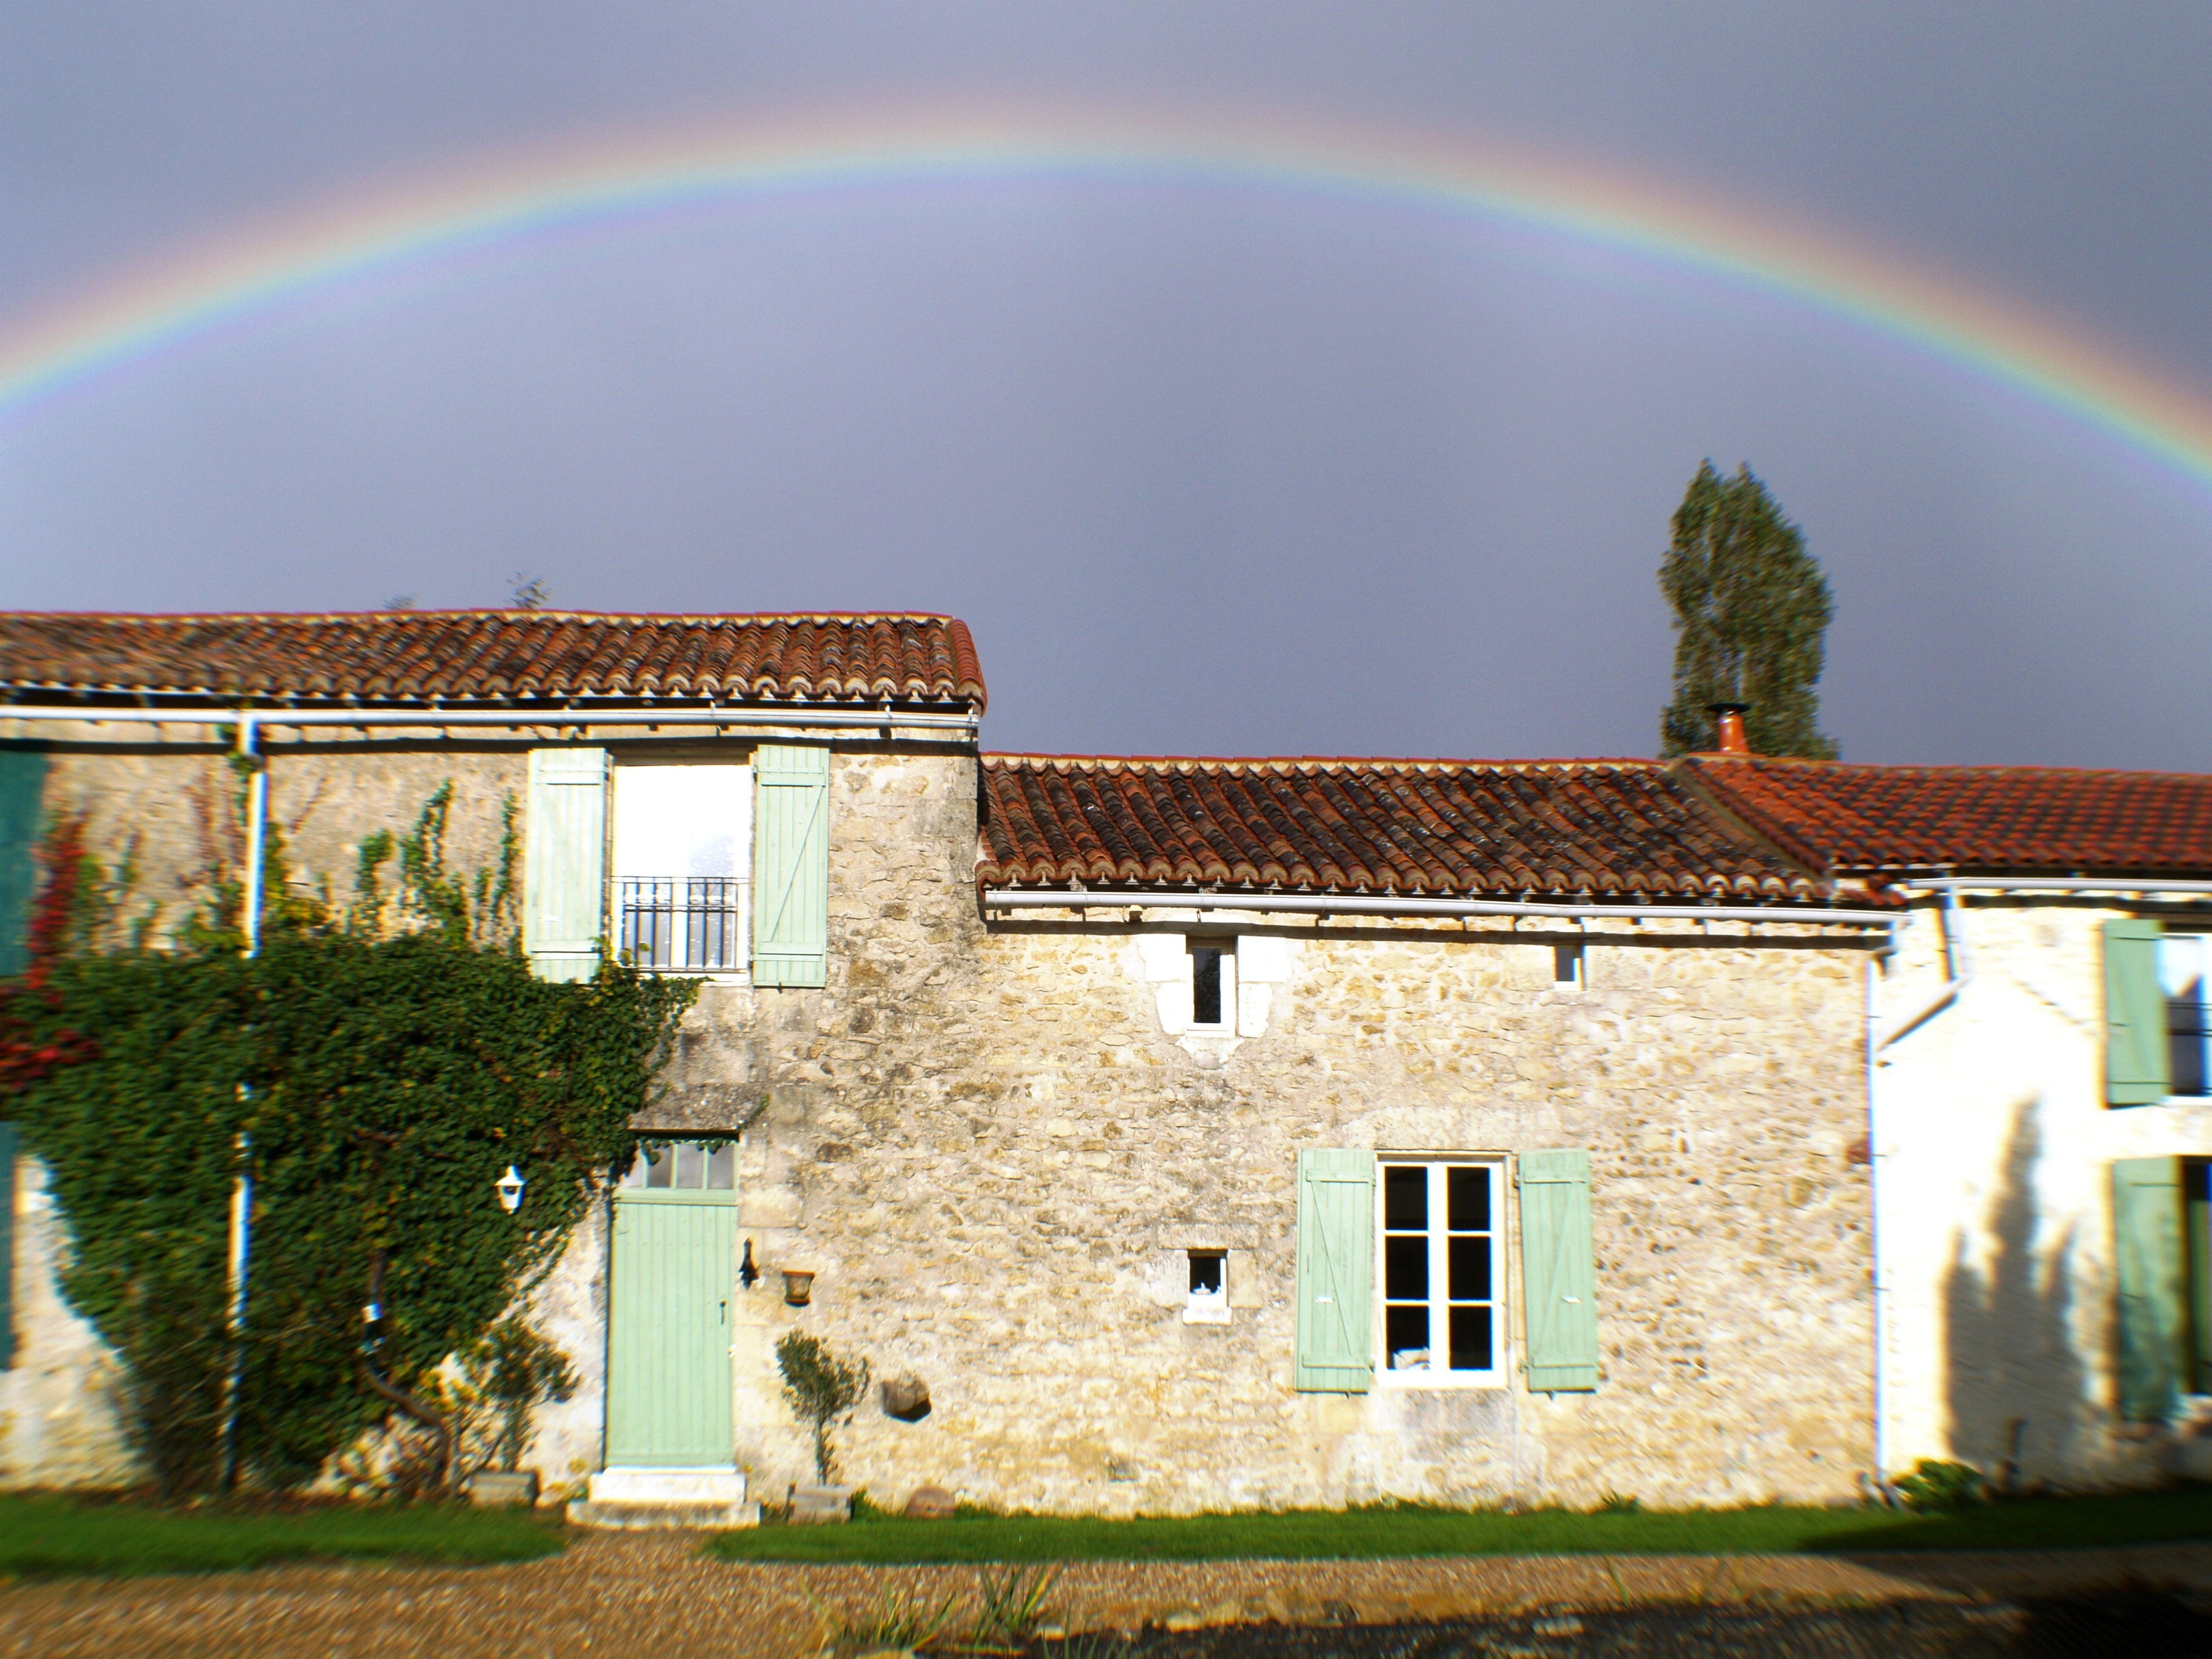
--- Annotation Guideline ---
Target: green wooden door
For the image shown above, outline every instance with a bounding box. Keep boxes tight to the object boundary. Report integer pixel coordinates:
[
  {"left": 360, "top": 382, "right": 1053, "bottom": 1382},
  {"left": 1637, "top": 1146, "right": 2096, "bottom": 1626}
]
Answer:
[{"left": 606, "top": 1192, "right": 736, "bottom": 1467}]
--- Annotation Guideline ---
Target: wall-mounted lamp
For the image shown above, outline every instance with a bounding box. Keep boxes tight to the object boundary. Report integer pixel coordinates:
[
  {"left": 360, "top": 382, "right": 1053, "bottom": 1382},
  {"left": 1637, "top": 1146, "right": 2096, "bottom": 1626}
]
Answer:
[
  {"left": 495, "top": 1165, "right": 526, "bottom": 1214},
  {"left": 780, "top": 1267, "right": 816, "bottom": 1306}
]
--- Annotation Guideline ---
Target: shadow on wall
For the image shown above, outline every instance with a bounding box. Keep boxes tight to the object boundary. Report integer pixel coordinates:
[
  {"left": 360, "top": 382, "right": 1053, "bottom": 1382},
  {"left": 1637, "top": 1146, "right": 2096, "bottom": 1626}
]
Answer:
[{"left": 1943, "top": 1097, "right": 2090, "bottom": 1487}]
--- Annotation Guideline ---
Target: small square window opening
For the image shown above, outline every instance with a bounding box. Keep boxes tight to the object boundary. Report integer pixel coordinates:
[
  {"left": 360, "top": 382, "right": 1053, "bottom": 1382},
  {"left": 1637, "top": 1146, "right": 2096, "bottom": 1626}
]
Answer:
[
  {"left": 1553, "top": 942, "right": 1584, "bottom": 987},
  {"left": 1185, "top": 1249, "right": 1230, "bottom": 1323}
]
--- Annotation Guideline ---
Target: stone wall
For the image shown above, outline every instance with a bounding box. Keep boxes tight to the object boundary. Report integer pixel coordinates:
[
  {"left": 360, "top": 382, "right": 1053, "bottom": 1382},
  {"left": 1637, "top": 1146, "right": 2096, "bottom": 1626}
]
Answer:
[
  {"left": 717, "top": 748, "right": 1879, "bottom": 1512},
  {"left": 1875, "top": 895, "right": 2212, "bottom": 1489},
  {"left": 2, "top": 726, "right": 1881, "bottom": 1510}
]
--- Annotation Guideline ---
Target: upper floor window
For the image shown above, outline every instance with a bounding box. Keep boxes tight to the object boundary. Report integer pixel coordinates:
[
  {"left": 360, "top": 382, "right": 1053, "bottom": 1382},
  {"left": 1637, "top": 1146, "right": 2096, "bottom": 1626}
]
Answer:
[
  {"left": 2163, "top": 932, "right": 2212, "bottom": 1098},
  {"left": 1190, "top": 938, "right": 1234, "bottom": 1029},
  {"left": 614, "top": 764, "right": 751, "bottom": 975}
]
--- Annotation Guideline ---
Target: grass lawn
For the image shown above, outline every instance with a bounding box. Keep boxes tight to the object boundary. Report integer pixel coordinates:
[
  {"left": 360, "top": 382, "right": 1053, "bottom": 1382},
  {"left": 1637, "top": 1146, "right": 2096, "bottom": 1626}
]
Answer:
[
  {"left": 0, "top": 1493, "right": 567, "bottom": 1579},
  {"left": 706, "top": 1487, "right": 2212, "bottom": 1564}
]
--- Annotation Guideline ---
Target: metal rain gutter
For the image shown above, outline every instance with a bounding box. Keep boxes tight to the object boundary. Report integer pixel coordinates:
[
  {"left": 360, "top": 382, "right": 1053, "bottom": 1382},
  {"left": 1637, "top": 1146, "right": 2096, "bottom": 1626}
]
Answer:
[
  {"left": 0, "top": 702, "right": 980, "bottom": 734},
  {"left": 982, "top": 888, "right": 1893, "bottom": 930}
]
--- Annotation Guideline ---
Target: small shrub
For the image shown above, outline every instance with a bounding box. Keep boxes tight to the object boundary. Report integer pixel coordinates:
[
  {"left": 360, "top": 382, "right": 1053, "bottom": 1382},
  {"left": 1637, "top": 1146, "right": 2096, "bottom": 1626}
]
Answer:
[
  {"left": 1596, "top": 1491, "right": 1642, "bottom": 1513},
  {"left": 776, "top": 1331, "right": 870, "bottom": 1485},
  {"left": 1893, "top": 1458, "right": 1985, "bottom": 1512}
]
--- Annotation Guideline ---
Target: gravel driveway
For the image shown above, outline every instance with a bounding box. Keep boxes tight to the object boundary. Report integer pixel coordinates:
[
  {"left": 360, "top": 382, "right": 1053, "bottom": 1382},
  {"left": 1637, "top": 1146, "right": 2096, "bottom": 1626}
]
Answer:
[{"left": 7, "top": 1534, "right": 2212, "bottom": 1659}]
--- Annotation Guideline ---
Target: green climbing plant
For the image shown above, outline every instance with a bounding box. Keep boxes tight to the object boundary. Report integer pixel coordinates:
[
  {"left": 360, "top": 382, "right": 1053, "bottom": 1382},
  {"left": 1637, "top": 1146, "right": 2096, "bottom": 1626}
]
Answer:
[{"left": 0, "top": 785, "right": 694, "bottom": 1496}]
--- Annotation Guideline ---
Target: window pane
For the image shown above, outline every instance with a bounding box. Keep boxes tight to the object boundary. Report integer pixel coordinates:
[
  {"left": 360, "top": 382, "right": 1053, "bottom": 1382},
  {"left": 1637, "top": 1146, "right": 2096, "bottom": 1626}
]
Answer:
[
  {"left": 1385, "top": 1305, "right": 1431, "bottom": 1370},
  {"left": 1449, "top": 1305, "right": 1494, "bottom": 1372},
  {"left": 1383, "top": 1166, "right": 1427, "bottom": 1230},
  {"left": 674, "top": 1142, "right": 706, "bottom": 1188},
  {"left": 1188, "top": 1253, "right": 1224, "bottom": 1296},
  {"left": 1192, "top": 948, "right": 1223, "bottom": 1025},
  {"left": 643, "top": 1144, "right": 671, "bottom": 1188},
  {"left": 706, "top": 1142, "right": 735, "bottom": 1190},
  {"left": 1449, "top": 1235, "right": 1491, "bottom": 1301},
  {"left": 1384, "top": 1234, "right": 1429, "bottom": 1300},
  {"left": 619, "top": 1147, "right": 653, "bottom": 1188},
  {"left": 1448, "top": 1166, "right": 1489, "bottom": 1232}
]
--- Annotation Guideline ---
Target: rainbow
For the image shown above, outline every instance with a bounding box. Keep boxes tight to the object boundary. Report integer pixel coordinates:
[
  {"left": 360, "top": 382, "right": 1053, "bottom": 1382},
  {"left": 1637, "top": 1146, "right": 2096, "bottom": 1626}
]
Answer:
[{"left": 3, "top": 109, "right": 2209, "bottom": 490}]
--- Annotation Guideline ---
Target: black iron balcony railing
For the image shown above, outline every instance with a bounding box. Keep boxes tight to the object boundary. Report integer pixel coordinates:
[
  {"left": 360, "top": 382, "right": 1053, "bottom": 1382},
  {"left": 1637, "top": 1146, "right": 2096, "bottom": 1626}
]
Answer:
[{"left": 619, "top": 877, "right": 745, "bottom": 972}]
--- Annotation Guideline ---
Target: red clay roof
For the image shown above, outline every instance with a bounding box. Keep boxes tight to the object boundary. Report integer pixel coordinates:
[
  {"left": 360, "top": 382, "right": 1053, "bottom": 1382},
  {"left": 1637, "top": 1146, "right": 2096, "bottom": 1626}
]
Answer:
[
  {"left": 979, "top": 754, "right": 1833, "bottom": 900},
  {"left": 1683, "top": 755, "right": 2212, "bottom": 875},
  {"left": 0, "top": 611, "right": 986, "bottom": 709}
]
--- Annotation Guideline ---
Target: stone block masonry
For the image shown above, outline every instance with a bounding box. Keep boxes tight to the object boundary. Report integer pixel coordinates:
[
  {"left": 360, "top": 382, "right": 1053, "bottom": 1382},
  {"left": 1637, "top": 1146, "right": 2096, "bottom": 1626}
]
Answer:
[{"left": 0, "top": 727, "right": 1877, "bottom": 1511}]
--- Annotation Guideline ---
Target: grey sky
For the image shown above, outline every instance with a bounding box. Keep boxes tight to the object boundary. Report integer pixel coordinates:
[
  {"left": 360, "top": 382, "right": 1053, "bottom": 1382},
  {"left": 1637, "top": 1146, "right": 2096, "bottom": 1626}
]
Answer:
[{"left": 3, "top": 4, "right": 2210, "bottom": 767}]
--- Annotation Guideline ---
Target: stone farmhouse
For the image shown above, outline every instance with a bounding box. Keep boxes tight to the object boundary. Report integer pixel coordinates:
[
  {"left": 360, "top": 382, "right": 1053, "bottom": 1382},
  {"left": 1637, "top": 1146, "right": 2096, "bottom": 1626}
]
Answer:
[{"left": 0, "top": 609, "right": 2207, "bottom": 1519}]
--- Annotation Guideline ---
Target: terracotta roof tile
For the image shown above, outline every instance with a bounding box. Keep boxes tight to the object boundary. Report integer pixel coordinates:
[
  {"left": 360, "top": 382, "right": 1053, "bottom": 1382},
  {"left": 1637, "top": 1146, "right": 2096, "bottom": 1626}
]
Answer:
[
  {"left": 980, "top": 754, "right": 1831, "bottom": 901},
  {"left": 0, "top": 611, "right": 987, "bottom": 709},
  {"left": 1683, "top": 756, "right": 2212, "bottom": 874}
]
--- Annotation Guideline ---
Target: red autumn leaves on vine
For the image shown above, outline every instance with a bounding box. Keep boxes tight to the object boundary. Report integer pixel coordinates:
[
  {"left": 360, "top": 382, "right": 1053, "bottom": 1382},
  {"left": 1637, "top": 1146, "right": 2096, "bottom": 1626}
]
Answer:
[{"left": 0, "top": 818, "right": 96, "bottom": 1095}]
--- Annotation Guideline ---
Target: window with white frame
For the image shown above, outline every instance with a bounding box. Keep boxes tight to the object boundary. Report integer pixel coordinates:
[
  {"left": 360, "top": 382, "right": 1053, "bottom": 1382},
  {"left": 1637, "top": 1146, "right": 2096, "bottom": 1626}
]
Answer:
[
  {"left": 2164, "top": 933, "right": 2212, "bottom": 1098},
  {"left": 613, "top": 764, "right": 751, "bottom": 974},
  {"left": 1379, "top": 1160, "right": 1502, "bottom": 1384},
  {"left": 1190, "top": 938, "right": 1235, "bottom": 1029}
]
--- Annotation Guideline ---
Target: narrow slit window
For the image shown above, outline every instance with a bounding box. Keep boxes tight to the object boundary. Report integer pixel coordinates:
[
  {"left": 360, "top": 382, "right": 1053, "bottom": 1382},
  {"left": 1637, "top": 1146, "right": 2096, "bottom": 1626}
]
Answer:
[
  {"left": 1193, "top": 946, "right": 1224, "bottom": 1026},
  {"left": 1553, "top": 942, "right": 1584, "bottom": 986}
]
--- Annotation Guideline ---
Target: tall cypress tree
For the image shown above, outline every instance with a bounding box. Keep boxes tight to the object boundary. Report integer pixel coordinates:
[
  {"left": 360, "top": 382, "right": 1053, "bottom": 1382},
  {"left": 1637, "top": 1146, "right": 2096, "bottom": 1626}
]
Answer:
[{"left": 1658, "top": 461, "right": 1838, "bottom": 759}]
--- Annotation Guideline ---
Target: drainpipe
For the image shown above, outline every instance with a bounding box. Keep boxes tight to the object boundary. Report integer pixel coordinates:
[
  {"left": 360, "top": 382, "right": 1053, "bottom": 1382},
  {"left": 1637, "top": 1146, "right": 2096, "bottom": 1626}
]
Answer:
[
  {"left": 1876, "top": 881, "right": 1973, "bottom": 1052},
  {"left": 217, "top": 714, "right": 263, "bottom": 1489},
  {"left": 1865, "top": 955, "right": 1891, "bottom": 1494}
]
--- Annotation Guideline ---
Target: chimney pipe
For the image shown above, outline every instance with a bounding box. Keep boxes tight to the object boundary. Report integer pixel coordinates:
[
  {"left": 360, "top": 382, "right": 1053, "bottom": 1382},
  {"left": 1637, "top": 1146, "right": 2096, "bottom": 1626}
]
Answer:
[{"left": 1708, "top": 702, "right": 1751, "bottom": 756}]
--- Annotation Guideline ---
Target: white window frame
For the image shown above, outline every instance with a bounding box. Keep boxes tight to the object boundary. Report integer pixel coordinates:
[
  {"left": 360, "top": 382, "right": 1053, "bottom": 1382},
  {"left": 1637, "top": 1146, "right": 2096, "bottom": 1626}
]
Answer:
[
  {"left": 1187, "top": 937, "right": 1237, "bottom": 1031},
  {"left": 1375, "top": 1157, "right": 1506, "bottom": 1389},
  {"left": 2162, "top": 931, "right": 2212, "bottom": 1101},
  {"left": 611, "top": 760, "right": 753, "bottom": 983}
]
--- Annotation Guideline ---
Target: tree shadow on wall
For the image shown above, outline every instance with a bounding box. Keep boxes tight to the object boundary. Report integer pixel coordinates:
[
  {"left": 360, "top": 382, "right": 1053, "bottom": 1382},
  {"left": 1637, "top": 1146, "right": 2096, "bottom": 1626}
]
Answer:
[{"left": 1943, "top": 1098, "right": 2090, "bottom": 1488}]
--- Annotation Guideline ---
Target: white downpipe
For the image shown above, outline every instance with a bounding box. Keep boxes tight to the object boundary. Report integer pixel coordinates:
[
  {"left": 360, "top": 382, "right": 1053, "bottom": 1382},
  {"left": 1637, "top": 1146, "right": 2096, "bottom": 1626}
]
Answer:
[
  {"left": 982, "top": 887, "right": 1896, "bottom": 930},
  {"left": 0, "top": 702, "right": 979, "bottom": 734},
  {"left": 1864, "top": 955, "right": 1894, "bottom": 1494},
  {"left": 219, "top": 716, "right": 264, "bottom": 1489},
  {"left": 1875, "top": 883, "right": 1972, "bottom": 1052}
]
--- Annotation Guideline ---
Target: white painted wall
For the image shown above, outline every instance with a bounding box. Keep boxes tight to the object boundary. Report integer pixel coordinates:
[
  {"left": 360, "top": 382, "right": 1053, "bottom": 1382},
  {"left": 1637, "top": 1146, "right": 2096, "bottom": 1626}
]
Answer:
[{"left": 1874, "top": 896, "right": 2212, "bottom": 1488}]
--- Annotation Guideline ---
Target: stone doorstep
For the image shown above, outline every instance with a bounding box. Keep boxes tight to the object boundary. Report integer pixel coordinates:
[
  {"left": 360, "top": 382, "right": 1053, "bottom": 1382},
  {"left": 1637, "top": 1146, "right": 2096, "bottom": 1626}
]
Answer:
[
  {"left": 566, "top": 1465, "right": 759, "bottom": 1531},
  {"left": 566, "top": 1499, "right": 761, "bottom": 1531}
]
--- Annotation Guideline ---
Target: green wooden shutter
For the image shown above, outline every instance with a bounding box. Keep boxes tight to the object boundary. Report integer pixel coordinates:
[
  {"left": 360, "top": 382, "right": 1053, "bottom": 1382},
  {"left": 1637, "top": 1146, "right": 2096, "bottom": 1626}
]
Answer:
[
  {"left": 0, "top": 1121, "right": 15, "bottom": 1370},
  {"left": 2114, "top": 1156, "right": 2189, "bottom": 1422},
  {"left": 2188, "top": 1162, "right": 2212, "bottom": 1396},
  {"left": 1294, "top": 1148, "right": 1374, "bottom": 1392},
  {"left": 524, "top": 748, "right": 608, "bottom": 983},
  {"left": 1519, "top": 1148, "right": 1600, "bottom": 1392},
  {"left": 0, "top": 748, "right": 47, "bottom": 977},
  {"left": 2106, "top": 920, "right": 2171, "bottom": 1105},
  {"left": 752, "top": 744, "right": 830, "bottom": 989}
]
